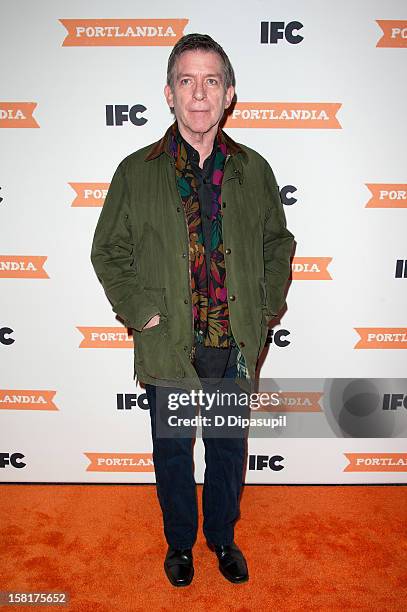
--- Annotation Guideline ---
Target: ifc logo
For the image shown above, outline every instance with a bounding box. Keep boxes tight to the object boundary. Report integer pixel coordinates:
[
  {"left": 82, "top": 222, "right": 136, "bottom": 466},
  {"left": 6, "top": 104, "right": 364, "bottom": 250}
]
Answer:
[
  {"left": 0, "top": 453, "right": 26, "bottom": 468},
  {"left": 260, "top": 22, "right": 304, "bottom": 44},
  {"left": 323, "top": 379, "right": 407, "bottom": 438},
  {"left": 106, "top": 105, "right": 147, "bottom": 126}
]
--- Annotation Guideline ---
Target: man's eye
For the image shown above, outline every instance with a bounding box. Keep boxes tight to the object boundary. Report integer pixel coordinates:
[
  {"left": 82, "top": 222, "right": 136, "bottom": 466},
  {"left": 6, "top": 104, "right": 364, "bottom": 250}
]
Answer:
[
  {"left": 207, "top": 79, "right": 218, "bottom": 85},
  {"left": 180, "top": 78, "right": 191, "bottom": 85}
]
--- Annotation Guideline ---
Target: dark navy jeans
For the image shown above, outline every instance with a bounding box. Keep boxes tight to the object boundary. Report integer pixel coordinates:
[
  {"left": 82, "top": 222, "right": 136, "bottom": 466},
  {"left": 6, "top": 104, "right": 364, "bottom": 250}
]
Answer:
[{"left": 145, "top": 364, "right": 248, "bottom": 549}]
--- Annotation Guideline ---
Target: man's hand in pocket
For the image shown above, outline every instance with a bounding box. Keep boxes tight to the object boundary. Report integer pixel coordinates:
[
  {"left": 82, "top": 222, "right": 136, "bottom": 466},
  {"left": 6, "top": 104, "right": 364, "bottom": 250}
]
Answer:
[{"left": 142, "top": 314, "right": 160, "bottom": 330}]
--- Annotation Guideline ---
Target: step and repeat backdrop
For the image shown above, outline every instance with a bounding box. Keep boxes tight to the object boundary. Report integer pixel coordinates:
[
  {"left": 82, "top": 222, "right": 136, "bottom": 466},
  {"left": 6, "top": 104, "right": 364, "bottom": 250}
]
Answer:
[{"left": 1, "top": 0, "right": 406, "bottom": 483}]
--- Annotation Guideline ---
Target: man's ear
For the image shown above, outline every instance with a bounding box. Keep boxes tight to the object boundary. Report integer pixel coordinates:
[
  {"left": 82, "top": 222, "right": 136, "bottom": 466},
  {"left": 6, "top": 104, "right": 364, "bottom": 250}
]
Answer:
[
  {"left": 224, "top": 85, "right": 235, "bottom": 109},
  {"left": 164, "top": 84, "right": 174, "bottom": 109}
]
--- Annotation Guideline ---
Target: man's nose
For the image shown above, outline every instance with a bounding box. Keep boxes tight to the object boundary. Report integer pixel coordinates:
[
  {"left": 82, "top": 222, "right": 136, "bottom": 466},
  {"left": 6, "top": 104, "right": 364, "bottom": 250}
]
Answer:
[{"left": 193, "top": 80, "right": 206, "bottom": 101}]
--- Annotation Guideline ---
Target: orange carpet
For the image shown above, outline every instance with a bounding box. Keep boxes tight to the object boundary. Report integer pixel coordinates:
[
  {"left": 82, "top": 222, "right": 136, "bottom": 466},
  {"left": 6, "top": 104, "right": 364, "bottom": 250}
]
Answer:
[{"left": 0, "top": 484, "right": 406, "bottom": 611}]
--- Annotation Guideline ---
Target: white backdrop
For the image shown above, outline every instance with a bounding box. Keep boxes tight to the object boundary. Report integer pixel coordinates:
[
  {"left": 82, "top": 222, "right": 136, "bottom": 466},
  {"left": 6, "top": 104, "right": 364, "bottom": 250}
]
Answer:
[{"left": 1, "top": 0, "right": 406, "bottom": 483}]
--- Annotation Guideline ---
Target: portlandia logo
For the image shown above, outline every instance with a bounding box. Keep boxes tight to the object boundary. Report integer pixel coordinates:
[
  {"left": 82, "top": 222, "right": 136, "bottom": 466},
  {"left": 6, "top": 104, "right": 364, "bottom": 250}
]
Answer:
[
  {"left": 291, "top": 257, "right": 332, "bottom": 280},
  {"left": 365, "top": 184, "right": 407, "bottom": 208},
  {"left": 60, "top": 19, "right": 188, "bottom": 46},
  {"left": 0, "top": 256, "right": 48, "bottom": 278},
  {"left": 344, "top": 453, "right": 407, "bottom": 472},
  {"left": 69, "top": 183, "right": 109, "bottom": 207},
  {"left": 0, "top": 390, "right": 57, "bottom": 411},
  {"left": 252, "top": 392, "right": 322, "bottom": 413},
  {"left": 354, "top": 328, "right": 407, "bottom": 349},
  {"left": 376, "top": 20, "right": 407, "bottom": 48},
  {"left": 85, "top": 453, "right": 154, "bottom": 472},
  {"left": 224, "top": 103, "right": 341, "bottom": 129},
  {"left": 78, "top": 327, "right": 133, "bottom": 348},
  {"left": 0, "top": 103, "right": 39, "bottom": 128}
]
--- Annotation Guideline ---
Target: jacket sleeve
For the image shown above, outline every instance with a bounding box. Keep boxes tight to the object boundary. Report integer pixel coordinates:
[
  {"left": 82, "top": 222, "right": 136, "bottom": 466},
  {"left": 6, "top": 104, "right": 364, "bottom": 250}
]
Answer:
[
  {"left": 263, "top": 160, "right": 295, "bottom": 317},
  {"left": 90, "top": 161, "right": 159, "bottom": 331}
]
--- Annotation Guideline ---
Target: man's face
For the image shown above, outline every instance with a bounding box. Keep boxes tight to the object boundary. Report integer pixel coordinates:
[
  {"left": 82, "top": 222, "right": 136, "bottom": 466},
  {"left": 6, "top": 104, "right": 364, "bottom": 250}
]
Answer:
[{"left": 164, "top": 49, "right": 234, "bottom": 139}]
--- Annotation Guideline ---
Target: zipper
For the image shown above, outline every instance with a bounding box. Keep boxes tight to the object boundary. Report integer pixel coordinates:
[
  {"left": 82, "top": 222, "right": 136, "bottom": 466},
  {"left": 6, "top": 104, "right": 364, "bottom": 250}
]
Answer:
[
  {"left": 220, "top": 154, "right": 241, "bottom": 354},
  {"left": 171, "top": 159, "right": 195, "bottom": 362}
]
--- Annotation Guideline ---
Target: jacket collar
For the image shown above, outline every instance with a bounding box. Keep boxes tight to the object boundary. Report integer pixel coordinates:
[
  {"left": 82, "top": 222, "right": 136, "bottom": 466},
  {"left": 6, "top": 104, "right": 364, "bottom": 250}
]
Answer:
[{"left": 144, "top": 121, "right": 245, "bottom": 162}]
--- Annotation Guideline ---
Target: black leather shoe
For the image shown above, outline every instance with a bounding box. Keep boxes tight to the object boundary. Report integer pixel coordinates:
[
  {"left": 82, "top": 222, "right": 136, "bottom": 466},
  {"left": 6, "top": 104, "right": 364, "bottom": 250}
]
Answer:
[
  {"left": 208, "top": 542, "right": 249, "bottom": 583},
  {"left": 164, "top": 547, "right": 194, "bottom": 587}
]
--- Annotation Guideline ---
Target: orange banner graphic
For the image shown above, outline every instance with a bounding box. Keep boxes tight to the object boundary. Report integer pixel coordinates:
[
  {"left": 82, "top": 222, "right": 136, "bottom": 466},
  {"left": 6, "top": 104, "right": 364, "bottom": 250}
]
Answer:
[
  {"left": 291, "top": 257, "right": 332, "bottom": 280},
  {"left": 60, "top": 19, "right": 188, "bottom": 46},
  {"left": 0, "top": 390, "right": 57, "bottom": 411},
  {"left": 365, "top": 184, "right": 407, "bottom": 208},
  {"left": 69, "top": 183, "right": 109, "bottom": 207},
  {"left": 85, "top": 453, "right": 154, "bottom": 472},
  {"left": 344, "top": 453, "right": 407, "bottom": 472},
  {"left": 0, "top": 256, "right": 48, "bottom": 278},
  {"left": 354, "top": 328, "right": 407, "bottom": 349},
  {"left": 376, "top": 20, "right": 407, "bottom": 48},
  {"left": 252, "top": 392, "right": 323, "bottom": 412},
  {"left": 78, "top": 327, "right": 133, "bottom": 348},
  {"left": 0, "top": 103, "right": 39, "bottom": 128},
  {"left": 224, "top": 103, "right": 341, "bottom": 129}
]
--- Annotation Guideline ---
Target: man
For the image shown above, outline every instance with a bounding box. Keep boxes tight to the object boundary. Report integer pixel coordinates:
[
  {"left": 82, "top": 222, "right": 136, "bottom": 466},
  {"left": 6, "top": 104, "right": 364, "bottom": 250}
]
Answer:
[{"left": 91, "top": 33, "right": 294, "bottom": 586}]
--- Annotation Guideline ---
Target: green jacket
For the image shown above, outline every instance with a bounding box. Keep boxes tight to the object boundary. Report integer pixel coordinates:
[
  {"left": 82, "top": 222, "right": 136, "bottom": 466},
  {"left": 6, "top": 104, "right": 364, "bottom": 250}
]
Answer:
[{"left": 90, "top": 124, "right": 294, "bottom": 391}]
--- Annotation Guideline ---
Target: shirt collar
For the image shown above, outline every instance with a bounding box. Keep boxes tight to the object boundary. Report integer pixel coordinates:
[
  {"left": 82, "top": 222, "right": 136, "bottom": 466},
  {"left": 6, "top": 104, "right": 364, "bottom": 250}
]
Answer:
[
  {"left": 144, "top": 121, "right": 246, "bottom": 162},
  {"left": 176, "top": 125, "right": 217, "bottom": 169}
]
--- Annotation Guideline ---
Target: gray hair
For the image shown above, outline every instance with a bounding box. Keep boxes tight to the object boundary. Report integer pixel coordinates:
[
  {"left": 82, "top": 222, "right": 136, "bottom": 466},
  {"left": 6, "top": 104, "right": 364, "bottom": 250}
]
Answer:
[{"left": 166, "top": 33, "right": 235, "bottom": 90}]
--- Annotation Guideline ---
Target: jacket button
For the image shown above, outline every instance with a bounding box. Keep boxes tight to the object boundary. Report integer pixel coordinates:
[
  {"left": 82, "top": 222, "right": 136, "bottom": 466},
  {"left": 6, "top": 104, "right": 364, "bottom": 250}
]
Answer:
[
  {"left": 184, "top": 299, "right": 188, "bottom": 304},
  {"left": 177, "top": 207, "right": 181, "bottom": 212},
  {"left": 229, "top": 294, "right": 236, "bottom": 301},
  {"left": 225, "top": 248, "right": 231, "bottom": 254},
  {"left": 239, "top": 341, "right": 245, "bottom": 348},
  {"left": 182, "top": 252, "right": 187, "bottom": 258},
  {"left": 222, "top": 201, "right": 227, "bottom": 208}
]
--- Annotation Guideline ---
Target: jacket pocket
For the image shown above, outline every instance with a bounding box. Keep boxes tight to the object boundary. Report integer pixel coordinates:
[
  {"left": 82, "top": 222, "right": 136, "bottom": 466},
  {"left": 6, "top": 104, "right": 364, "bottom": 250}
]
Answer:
[
  {"left": 259, "top": 277, "right": 267, "bottom": 308},
  {"left": 133, "top": 316, "right": 182, "bottom": 380},
  {"left": 259, "top": 277, "right": 276, "bottom": 320},
  {"left": 258, "top": 308, "right": 269, "bottom": 357}
]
